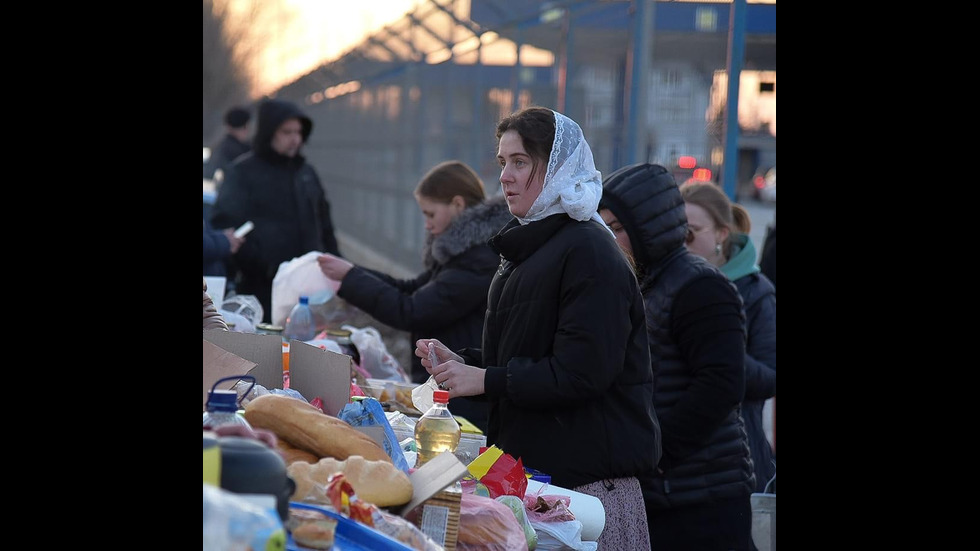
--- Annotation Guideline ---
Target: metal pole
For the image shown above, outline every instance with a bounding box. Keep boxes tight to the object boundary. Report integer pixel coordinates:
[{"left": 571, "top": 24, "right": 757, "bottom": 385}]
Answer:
[
  {"left": 626, "top": 0, "right": 654, "bottom": 166},
  {"left": 556, "top": 9, "right": 572, "bottom": 113},
  {"left": 512, "top": 27, "right": 524, "bottom": 113},
  {"left": 722, "top": 0, "right": 747, "bottom": 201}
]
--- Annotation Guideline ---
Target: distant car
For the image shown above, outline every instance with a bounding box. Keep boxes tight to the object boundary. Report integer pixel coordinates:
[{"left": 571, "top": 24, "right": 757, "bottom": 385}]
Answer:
[{"left": 752, "top": 166, "right": 776, "bottom": 202}]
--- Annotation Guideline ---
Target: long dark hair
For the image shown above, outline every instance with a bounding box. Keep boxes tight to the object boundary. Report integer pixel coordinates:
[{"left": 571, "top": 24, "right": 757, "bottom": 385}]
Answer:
[{"left": 495, "top": 107, "right": 555, "bottom": 189}]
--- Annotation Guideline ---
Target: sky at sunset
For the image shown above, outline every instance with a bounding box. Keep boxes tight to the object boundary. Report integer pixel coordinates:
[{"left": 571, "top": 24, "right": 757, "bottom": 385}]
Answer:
[
  {"left": 227, "top": 0, "right": 776, "bottom": 98},
  {"left": 228, "top": 0, "right": 423, "bottom": 97}
]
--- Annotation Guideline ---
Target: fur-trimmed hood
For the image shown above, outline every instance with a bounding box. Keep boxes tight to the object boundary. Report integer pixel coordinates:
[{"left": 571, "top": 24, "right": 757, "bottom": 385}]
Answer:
[{"left": 423, "top": 195, "right": 512, "bottom": 269}]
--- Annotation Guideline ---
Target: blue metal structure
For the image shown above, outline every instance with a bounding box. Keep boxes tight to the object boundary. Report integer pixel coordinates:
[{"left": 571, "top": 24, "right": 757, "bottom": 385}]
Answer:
[{"left": 270, "top": 0, "right": 775, "bottom": 273}]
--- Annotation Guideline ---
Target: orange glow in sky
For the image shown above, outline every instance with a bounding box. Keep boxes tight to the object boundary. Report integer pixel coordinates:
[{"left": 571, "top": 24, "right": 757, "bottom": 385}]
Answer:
[{"left": 227, "top": 0, "right": 423, "bottom": 97}]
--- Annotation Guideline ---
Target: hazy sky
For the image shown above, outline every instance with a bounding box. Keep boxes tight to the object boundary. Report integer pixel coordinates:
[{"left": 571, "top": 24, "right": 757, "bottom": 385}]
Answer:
[{"left": 233, "top": 0, "right": 422, "bottom": 96}]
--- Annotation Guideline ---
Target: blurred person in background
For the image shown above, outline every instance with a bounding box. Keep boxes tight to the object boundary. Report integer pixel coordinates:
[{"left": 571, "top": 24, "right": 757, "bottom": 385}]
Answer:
[
  {"left": 680, "top": 181, "right": 776, "bottom": 494},
  {"left": 317, "top": 160, "right": 512, "bottom": 434},
  {"left": 204, "top": 106, "right": 252, "bottom": 183},
  {"left": 203, "top": 217, "right": 245, "bottom": 280},
  {"left": 599, "top": 163, "right": 755, "bottom": 550},
  {"left": 417, "top": 107, "right": 660, "bottom": 550},
  {"left": 204, "top": 278, "right": 229, "bottom": 331},
  {"left": 211, "top": 98, "right": 341, "bottom": 323},
  {"left": 759, "top": 209, "right": 776, "bottom": 289}
]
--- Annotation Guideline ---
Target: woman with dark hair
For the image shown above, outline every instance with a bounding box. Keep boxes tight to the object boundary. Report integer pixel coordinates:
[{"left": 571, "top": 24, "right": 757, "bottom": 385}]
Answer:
[
  {"left": 318, "top": 160, "right": 512, "bottom": 433},
  {"left": 599, "top": 164, "right": 755, "bottom": 550},
  {"left": 416, "top": 107, "right": 661, "bottom": 550}
]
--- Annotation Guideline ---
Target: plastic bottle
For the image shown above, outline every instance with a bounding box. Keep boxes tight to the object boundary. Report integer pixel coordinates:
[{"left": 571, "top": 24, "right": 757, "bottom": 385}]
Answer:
[
  {"left": 414, "top": 389, "right": 461, "bottom": 468},
  {"left": 283, "top": 296, "right": 317, "bottom": 342},
  {"left": 203, "top": 389, "right": 253, "bottom": 430}
]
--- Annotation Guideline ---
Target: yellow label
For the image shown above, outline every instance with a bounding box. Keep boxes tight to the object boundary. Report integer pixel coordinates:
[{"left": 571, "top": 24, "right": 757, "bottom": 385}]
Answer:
[
  {"left": 203, "top": 445, "right": 221, "bottom": 486},
  {"left": 466, "top": 445, "right": 503, "bottom": 478}
]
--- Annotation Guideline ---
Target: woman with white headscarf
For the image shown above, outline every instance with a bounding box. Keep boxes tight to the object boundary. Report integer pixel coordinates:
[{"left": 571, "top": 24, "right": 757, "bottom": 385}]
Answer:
[{"left": 416, "top": 107, "right": 661, "bottom": 550}]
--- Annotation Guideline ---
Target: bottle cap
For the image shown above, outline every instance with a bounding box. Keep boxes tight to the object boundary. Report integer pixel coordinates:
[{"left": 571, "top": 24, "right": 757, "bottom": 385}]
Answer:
[
  {"left": 206, "top": 389, "right": 239, "bottom": 412},
  {"left": 433, "top": 389, "right": 449, "bottom": 403},
  {"left": 299, "top": 296, "right": 309, "bottom": 305}
]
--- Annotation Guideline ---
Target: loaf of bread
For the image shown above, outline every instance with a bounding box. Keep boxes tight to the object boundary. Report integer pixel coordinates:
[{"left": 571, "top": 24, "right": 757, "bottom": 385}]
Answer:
[
  {"left": 289, "top": 455, "right": 413, "bottom": 508},
  {"left": 243, "top": 394, "right": 391, "bottom": 463},
  {"left": 276, "top": 438, "right": 319, "bottom": 466}
]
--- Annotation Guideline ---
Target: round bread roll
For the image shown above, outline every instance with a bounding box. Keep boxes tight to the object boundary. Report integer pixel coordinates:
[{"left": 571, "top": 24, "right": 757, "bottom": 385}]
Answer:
[
  {"left": 291, "top": 519, "right": 336, "bottom": 550},
  {"left": 289, "top": 455, "right": 413, "bottom": 508}
]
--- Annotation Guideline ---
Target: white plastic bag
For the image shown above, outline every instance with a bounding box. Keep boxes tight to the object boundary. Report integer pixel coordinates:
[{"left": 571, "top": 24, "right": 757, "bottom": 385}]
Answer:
[
  {"left": 531, "top": 519, "right": 597, "bottom": 551},
  {"left": 343, "top": 325, "right": 410, "bottom": 382},
  {"left": 270, "top": 251, "right": 340, "bottom": 326}
]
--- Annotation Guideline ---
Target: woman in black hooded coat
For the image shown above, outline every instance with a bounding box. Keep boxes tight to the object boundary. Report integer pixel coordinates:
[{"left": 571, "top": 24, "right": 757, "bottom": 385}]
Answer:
[{"left": 599, "top": 163, "right": 756, "bottom": 550}]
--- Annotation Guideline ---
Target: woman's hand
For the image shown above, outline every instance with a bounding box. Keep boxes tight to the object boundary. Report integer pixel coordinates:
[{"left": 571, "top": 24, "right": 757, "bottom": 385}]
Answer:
[
  {"left": 415, "top": 339, "right": 483, "bottom": 398},
  {"left": 317, "top": 253, "right": 354, "bottom": 281}
]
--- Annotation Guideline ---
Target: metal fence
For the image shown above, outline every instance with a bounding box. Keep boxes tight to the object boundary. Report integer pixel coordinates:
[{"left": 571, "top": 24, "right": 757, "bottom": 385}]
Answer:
[{"left": 271, "top": 0, "right": 775, "bottom": 274}]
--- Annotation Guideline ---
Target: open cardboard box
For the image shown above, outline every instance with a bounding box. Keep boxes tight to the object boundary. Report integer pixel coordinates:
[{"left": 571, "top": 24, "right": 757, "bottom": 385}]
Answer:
[{"left": 203, "top": 330, "right": 352, "bottom": 417}]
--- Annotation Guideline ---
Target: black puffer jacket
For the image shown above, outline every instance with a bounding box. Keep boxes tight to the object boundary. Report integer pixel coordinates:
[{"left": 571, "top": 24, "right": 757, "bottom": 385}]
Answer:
[
  {"left": 337, "top": 196, "right": 513, "bottom": 433},
  {"left": 600, "top": 163, "right": 754, "bottom": 510},
  {"left": 210, "top": 99, "right": 340, "bottom": 322},
  {"left": 736, "top": 271, "right": 777, "bottom": 492},
  {"left": 469, "top": 214, "right": 660, "bottom": 490}
]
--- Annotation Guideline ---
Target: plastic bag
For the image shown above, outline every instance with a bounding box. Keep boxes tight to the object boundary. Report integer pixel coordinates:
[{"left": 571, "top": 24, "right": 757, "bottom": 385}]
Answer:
[
  {"left": 496, "top": 495, "right": 538, "bottom": 550},
  {"left": 455, "top": 493, "right": 529, "bottom": 551},
  {"left": 203, "top": 483, "right": 286, "bottom": 551},
  {"left": 523, "top": 484, "right": 576, "bottom": 523},
  {"left": 531, "top": 519, "right": 596, "bottom": 551},
  {"left": 468, "top": 445, "right": 528, "bottom": 499},
  {"left": 343, "top": 325, "right": 410, "bottom": 382},
  {"left": 232, "top": 380, "right": 270, "bottom": 408},
  {"left": 271, "top": 251, "right": 341, "bottom": 326},
  {"left": 337, "top": 398, "right": 412, "bottom": 472},
  {"left": 221, "top": 294, "right": 264, "bottom": 326},
  {"left": 218, "top": 309, "right": 256, "bottom": 333}
]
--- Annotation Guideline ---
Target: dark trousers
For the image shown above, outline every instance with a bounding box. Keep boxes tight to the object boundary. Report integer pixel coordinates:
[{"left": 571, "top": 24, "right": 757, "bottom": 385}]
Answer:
[{"left": 648, "top": 495, "right": 756, "bottom": 551}]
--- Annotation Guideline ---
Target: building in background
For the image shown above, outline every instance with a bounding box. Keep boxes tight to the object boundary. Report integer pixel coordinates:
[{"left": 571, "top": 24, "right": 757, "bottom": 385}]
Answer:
[{"left": 270, "top": 0, "right": 775, "bottom": 274}]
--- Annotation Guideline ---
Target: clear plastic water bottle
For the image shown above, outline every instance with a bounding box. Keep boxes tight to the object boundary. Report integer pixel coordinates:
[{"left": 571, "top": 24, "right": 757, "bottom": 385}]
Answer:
[
  {"left": 283, "top": 296, "right": 317, "bottom": 342},
  {"left": 414, "top": 389, "right": 461, "bottom": 468},
  {"left": 203, "top": 376, "right": 254, "bottom": 430}
]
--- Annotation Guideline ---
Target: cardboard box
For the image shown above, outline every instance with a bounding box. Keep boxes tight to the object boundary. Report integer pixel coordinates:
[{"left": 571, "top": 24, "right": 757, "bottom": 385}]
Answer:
[{"left": 203, "top": 331, "right": 352, "bottom": 417}]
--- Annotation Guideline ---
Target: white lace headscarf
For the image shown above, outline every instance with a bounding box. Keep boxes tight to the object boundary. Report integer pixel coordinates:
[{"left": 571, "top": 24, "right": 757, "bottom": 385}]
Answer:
[{"left": 516, "top": 110, "right": 612, "bottom": 236}]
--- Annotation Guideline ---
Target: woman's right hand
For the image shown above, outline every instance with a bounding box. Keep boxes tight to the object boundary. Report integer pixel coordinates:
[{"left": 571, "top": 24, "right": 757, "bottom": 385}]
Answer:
[{"left": 317, "top": 253, "right": 354, "bottom": 281}]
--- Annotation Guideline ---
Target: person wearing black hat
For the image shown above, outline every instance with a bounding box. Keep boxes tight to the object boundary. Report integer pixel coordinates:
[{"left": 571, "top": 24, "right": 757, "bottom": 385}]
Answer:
[
  {"left": 204, "top": 106, "right": 252, "bottom": 181},
  {"left": 210, "top": 98, "right": 341, "bottom": 323}
]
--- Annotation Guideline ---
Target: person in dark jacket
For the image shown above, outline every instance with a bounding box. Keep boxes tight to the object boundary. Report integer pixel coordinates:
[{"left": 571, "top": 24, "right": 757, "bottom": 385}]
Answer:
[
  {"left": 599, "top": 164, "right": 756, "bottom": 550},
  {"left": 316, "top": 160, "right": 512, "bottom": 434},
  {"left": 416, "top": 107, "right": 661, "bottom": 550},
  {"left": 203, "top": 217, "right": 244, "bottom": 278},
  {"left": 210, "top": 98, "right": 341, "bottom": 323},
  {"left": 681, "top": 181, "right": 776, "bottom": 494},
  {"left": 204, "top": 106, "right": 251, "bottom": 181},
  {"left": 759, "top": 210, "right": 776, "bottom": 288}
]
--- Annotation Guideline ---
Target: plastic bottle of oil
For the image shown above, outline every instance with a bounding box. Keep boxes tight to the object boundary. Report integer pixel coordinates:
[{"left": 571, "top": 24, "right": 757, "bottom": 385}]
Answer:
[{"left": 414, "top": 389, "right": 461, "bottom": 468}]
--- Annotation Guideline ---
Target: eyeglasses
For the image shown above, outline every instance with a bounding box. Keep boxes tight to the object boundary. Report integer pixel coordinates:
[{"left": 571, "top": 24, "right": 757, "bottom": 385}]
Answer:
[{"left": 685, "top": 226, "right": 712, "bottom": 244}]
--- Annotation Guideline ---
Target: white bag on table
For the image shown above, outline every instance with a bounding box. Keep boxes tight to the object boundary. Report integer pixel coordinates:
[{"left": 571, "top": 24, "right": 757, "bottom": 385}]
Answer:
[{"left": 270, "top": 251, "right": 340, "bottom": 327}]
